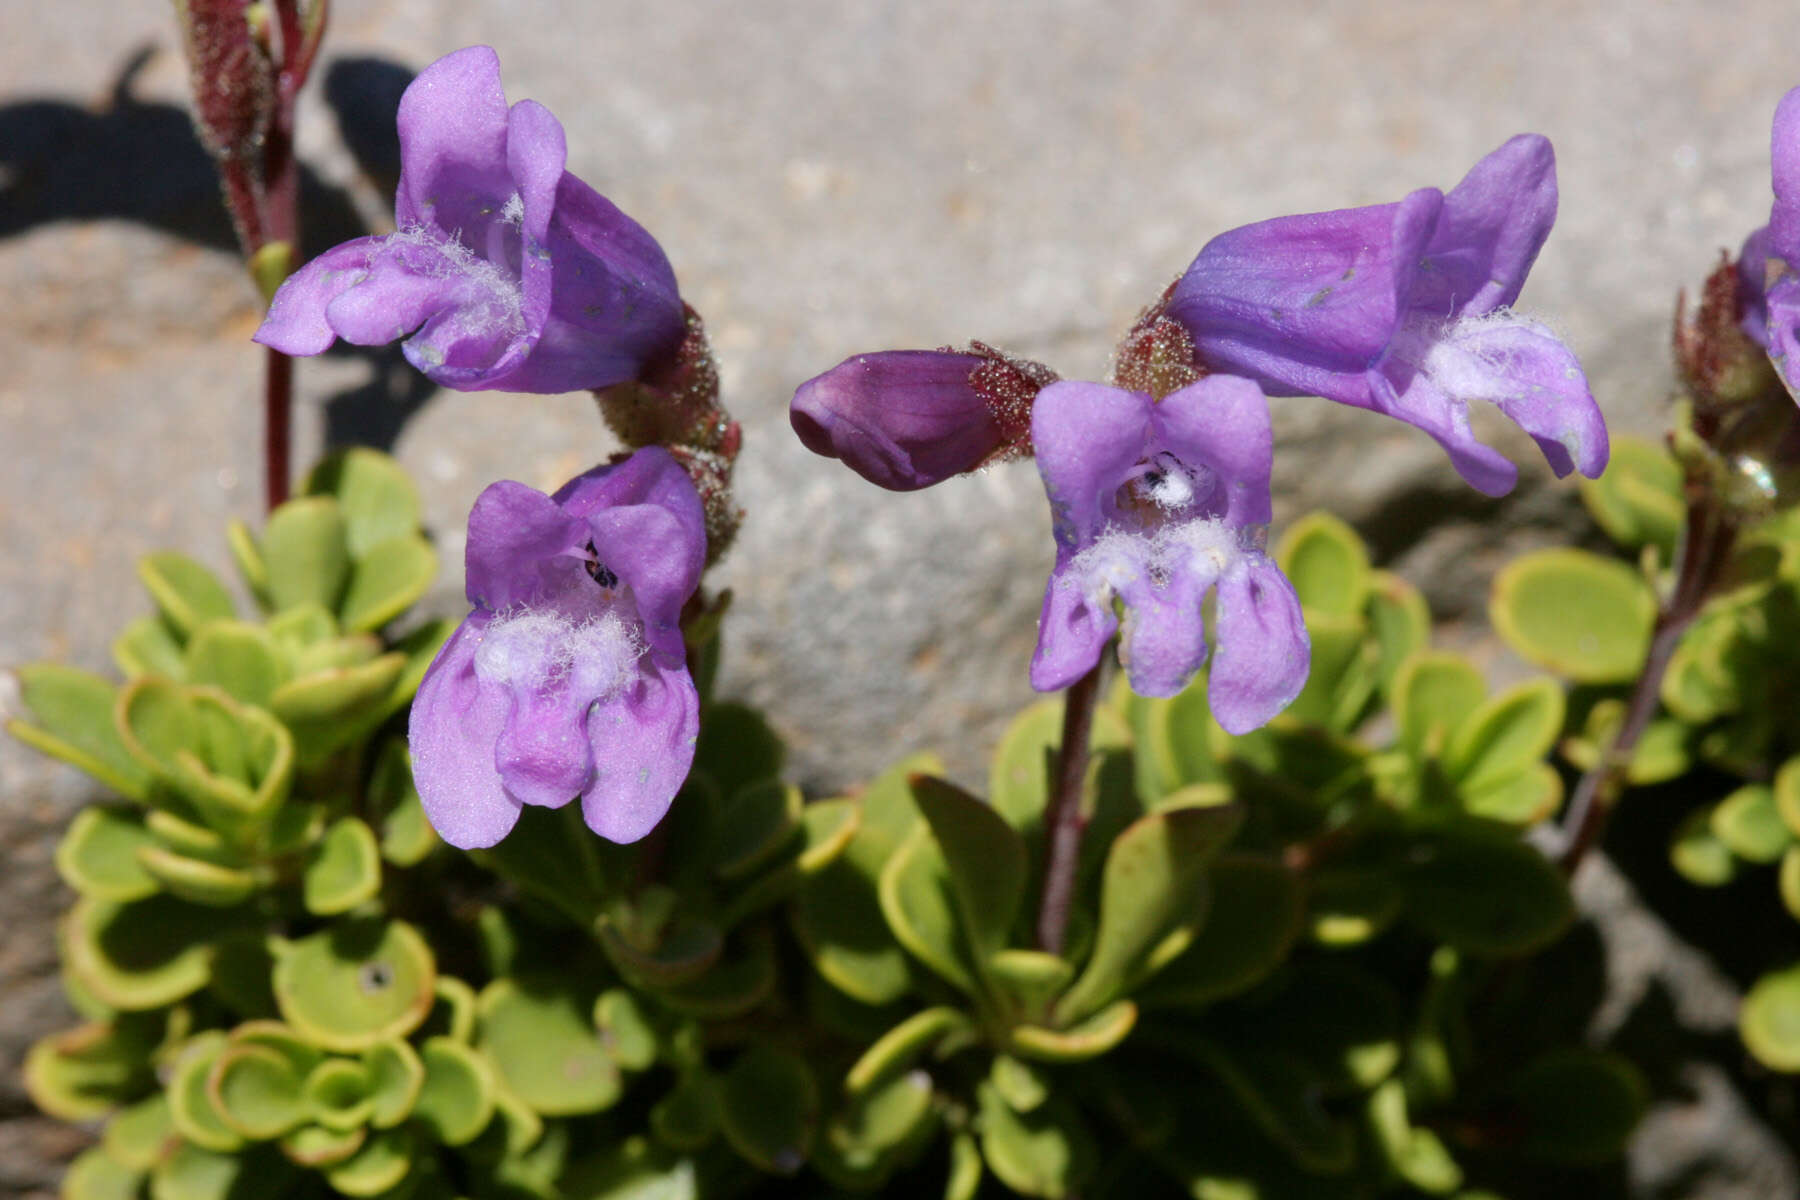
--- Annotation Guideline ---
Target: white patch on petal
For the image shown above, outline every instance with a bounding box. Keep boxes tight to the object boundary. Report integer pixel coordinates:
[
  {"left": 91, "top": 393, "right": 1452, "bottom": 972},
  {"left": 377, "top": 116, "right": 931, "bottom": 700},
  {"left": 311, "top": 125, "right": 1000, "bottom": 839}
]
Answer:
[
  {"left": 382, "top": 224, "right": 526, "bottom": 341},
  {"left": 1069, "top": 515, "right": 1247, "bottom": 606},
  {"left": 500, "top": 192, "right": 526, "bottom": 227},
  {"left": 474, "top": 608, "right": 642, "bottom": 701}
]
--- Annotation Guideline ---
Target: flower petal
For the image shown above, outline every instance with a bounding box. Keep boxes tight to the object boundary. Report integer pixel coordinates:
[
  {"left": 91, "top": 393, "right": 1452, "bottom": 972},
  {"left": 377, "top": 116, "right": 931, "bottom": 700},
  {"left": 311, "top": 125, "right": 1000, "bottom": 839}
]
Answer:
[
  {"left": 252, "top": 238, "right": 385, "bottom": 355},
  {"left": 1208, "top": 557, "right": 1309, "bottom": 735},
  {"left": 580, "top": 660, "right": 699, "bottom": 843},
  {"left": 1168, "top": 188, "right": 1443, "bottom": 405},
  {"left": 464, "top": 480, "right": 586, "bottom": 609},
  {"left": 492, "top": 680, "right": 594, "bottom": 808},
  {"left": 791, "top": 351, "right": 1001, "bottom": 490},
  {"left": 393, "top": 45, "right": 513, "bottom": 232},
  {"left": 1029, "top": 561, "right": 1120, "bottom": 692},
  {"left": 408, "top": 615, "right": 523, "bottom": 848},
  {"left": 1739, "top": 226, "right": 1773, "bottom": 349},
  {"left": 1770, "top": 86, "right": 1800, "bottom": 266},
  {"left": 1113, "top": 566, "right": 1211, "bottom": 699},
  {"left": 1768, "top": 274, "right": 1800, "bottom": 399},
  {"left": 1415, "top": 134, "right": 1558, "bottom": 315},
  {"left": 1031, "top": 381, "right": 1153, "bottom": 548},
  {"left": 1151, "top": 376, "right": 1274, "bottom": 526}
]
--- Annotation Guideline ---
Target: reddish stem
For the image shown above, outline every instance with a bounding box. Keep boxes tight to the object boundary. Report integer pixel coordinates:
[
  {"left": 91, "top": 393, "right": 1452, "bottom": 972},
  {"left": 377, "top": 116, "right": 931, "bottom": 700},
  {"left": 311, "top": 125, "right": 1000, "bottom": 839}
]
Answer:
[
  {"left": 1035, "top": 662, "right": 1105, "bottom": 955},
  {"left": 264, "top": 346, "right": 293, "bottom": 510}
]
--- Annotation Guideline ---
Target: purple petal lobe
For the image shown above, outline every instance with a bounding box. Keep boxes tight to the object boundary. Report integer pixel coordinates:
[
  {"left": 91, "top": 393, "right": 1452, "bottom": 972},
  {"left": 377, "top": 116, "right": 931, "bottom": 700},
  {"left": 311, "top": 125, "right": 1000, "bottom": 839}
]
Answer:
[
  {"left": 1415, "top": 134, "right": 1557, "bottom": 314},
  {"left": 1168, "top": 188, "right": 1443, "bottom": 406},
  {"left": 253, "top": 238, "right": 384, "bottom": 355},
  {"left": 464, "top": 480, "right": 585, "bottom": 609},
  {"left": 394, "top": 46, "right": 512, "bottom": 231},
  {"left": 581, "top": 661, "right": 700, "bottom": 843},
  {"left": 408, "top": 616, "right": 523, "bottom": 849},
  {"left": 1031, "top": 381, "right": 1153, "bottom": 546},
  {"left": 1030, "top": 561, "right": 1122, "bottom": 692},
  {"left": 1208, "top": 558, "right": 1310, "bottom": 735},
  {"left": 1112, "top": 563, "right": 1211, "bottom": 699},
  {"left": 1151, "top": 376, "right": 1274, "bottom": 526},
  {"left": 1768, "top": 275, "right": 1800, "bottom": 397},
  {"left": 1770, "top": 87, "right": 1800, "bottom": 266},
  {"left": 791, "top": 351, "right": 1001, "bottom": 490},
  {"left": 1739, "top": 226, "right": 1773, "bottom": 349}
]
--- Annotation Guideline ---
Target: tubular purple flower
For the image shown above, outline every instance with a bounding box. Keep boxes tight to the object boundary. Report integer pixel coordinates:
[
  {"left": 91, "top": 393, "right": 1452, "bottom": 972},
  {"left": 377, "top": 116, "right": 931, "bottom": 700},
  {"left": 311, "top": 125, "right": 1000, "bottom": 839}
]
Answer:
[
  {"left": 1763, "top": 86, "right": 1800, "bottom": 396},
  {"left": 407, "top": 448, "right": 704, "bottom": 848},
  {"left": 790, "top": 347, "right": 1052, "bottom": 490},
  {"left": 1030, "top": 377, "right": 1309, "bottom": 734},
  {"left": 1167, "top": 134, "right": 1608, "bottom": 497},
  {"left": 254, "top": 46, "right": 685, "bottom": 393}
]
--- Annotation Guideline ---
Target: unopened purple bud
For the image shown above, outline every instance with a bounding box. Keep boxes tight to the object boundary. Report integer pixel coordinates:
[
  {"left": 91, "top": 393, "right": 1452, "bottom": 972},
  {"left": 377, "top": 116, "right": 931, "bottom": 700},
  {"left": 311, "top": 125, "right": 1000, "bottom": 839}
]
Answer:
[
  {"left": 790, "top": 345, "right": 1054, "bottom": 491},
  {"left": 176, "top": 0, "right": 275, "bottom": 162}
]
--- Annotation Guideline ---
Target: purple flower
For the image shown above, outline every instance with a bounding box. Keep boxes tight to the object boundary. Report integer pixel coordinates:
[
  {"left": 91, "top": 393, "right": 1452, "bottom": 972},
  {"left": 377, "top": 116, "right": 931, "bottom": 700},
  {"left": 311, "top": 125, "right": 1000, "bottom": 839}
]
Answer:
[
  {"left": 1759, "top": 86, "right": 1800, "bottom": 395},
  {"left": 1030, "top": 377, "right": 1308, "bottom": 733},
  {"left": 255, "top": 46, "right": 685, "bottom": 393},
  {"left": 790, "top": 346, "right": 1053, "bottom": 490},
  {"left": 408, "top": 448, "right": 704, "bottom": 848},
  {"left": 1167, "top": 135, "right": 1607, "bottom": 497}
]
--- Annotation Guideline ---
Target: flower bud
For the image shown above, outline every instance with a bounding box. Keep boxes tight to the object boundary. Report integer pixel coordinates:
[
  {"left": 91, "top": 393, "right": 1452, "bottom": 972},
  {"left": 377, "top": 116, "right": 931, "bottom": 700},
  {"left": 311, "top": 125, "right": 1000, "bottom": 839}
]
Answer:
[{"left": 790, "top": 345, "right": 1053, "bottom": 491}]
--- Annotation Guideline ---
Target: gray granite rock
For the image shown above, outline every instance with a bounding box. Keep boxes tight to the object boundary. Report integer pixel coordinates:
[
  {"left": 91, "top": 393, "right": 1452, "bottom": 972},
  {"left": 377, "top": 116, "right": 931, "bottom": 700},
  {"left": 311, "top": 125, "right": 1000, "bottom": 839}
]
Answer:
[{"left": 3, "top": 0, "right": 1796, "bottom": 1191}]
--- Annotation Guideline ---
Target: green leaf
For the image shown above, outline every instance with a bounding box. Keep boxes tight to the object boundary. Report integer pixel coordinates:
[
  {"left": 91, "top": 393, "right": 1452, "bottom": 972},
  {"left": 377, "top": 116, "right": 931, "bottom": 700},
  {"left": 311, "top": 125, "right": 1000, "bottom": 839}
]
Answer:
[
  {"left": 477, "top": 977, "right": 620, "bottom": 1115},
  {"left": 269, "top": 653, "right": 407, "bottom": 765},
  {"left": 1366, "top": 570, "right": 1431, "bottom": 696},
  {"left": 415, "top": 1037, "right": 496, "bottom": 1145},
  {"left": 564, "top": 1137, "right": 699, "bottom": 1199},
  {"left": 650, "top": 1073, "right": 719, "bottom": 1151},
  {"left": 112, "top": 615, "right": 187, "bottom": 680},
  {"left": 1139, "top": 853, "right": 1303, "bottom": 1009},
  {"left": 595, "top": 910, "right": 723, "bottom": 991},
  {"left": 1577, "top": 434, "right": 1683, "bottom": 557},
  {"left": 324, "top": 1126, "right": 414, "bottom": 1197},
  {"left": 657, "top": 927, "right": 778, "bottom": 1020},
  {"left": 719, "top": 1046, "right": 817, "bottom": 1174},
  {"left": 911, "top": 774, "right": 1029, "bottom": 965},
  {"left": 137, "top": 552, "right": 235, "bottom": 637},
  {"left": 166, "top": 1032, "right": 243, "bottom": 1152},
  {"left": 303, "top": 818, "right": 383, "bottom": 915},
  {"left": 64, "top": 895, "right": 227, "bottom": 1010},
  {"left": 947, "top": 1131, "right": 983, "bottom": 1200},
  {"left": 1775, "top": 757, "right": 1800, "bottom": 838},
  {"left": 273, "top": 919, "right": 437, "bottom": 1052},
  {"left": 832, "top": 1066, "right": 936, "bottom": 1159},
  {"left": 1368, "top": 1078, "right": 1463, "bottom": 1194},
  {"left": 64, "top": 1146, "right": 145, "bottom": 1200},
  {"left": 976, "top": 1083, "right": 1096, "bottom": 1198},
  {"left": 368, "top": 740, "right": 439, "bottom": 867},
  {"left": 22, "top": 1019, "right": 157, "bottom": 1121},
  {"left": 263, "top": 496, "right": 352, "bottom": 613},
  {"left": 1502, "top": 1049, "right": 1647, "bottom": 1164},
  {"left": 1670, "top": 808, "right": 1739, "bottom": 886},
  {"left": 1008, "top": 999, "right": 1137, "bottom": 1062},
  {"left": 56, "top": 808, "right": 160, "bottom": 902},
  {"left": 1153, "top": 1034, "right": 1355, "bottom": 1173},
  {"left": 1712, "top": 784, "right": 1792, "bottom": 864},
  {"left": 7, "top": 665, "right": 151, "bottom": 799},
  {"left": 845, "top": 1007, "right": 974, "bottom": 1097},
  {"left": 1393, "top": 652, "right": 1487, "bottom": 760},
  {"left": 280, "top": 1121, "right": 366, "bottom": 1168},
  {"left": 209, "top": 1042, "right": 307, "bottom": 1139},
  {"left": 986, "top": 950, "right": 1078, "bottom": 1021},
  {"left": 183, "top": 621, "right": 287, "bottom": 708},
  {"left": 1561, "top": 700, "right": 1692, "bottom": 785},
  {"left": 1277, "top": 511, "right": 1372, "bottom": 616},
  {"left": 150, "top": 1143, "right": 287, "bottom": 1200},
  {"left": 362, "top": 1038, "right": 424, "bottom": 1129},
  {"left": 712, "top": 778, "right": 802, "bottom": 880},
  {"left": 988, "top": 698, "right": 1134, "bottom": 839},
  {"left": 1491, "top": 549, "right": 1656, "bottom": 682},
  {"left": 102, "top": 1093, "right": 176, "bottom": 1170},
  {"left": 878, "top": 829, "right": 979, "bottom": 994},
  {"left": 339, "top": 535, "right": 438, "bottom": 633},
  {"left": 1307, "top": 866, "right": 1405, "bottom": 946},
  {"left": 1054, "top": 799, "right": 1243, "bottom": 1024},
  {"left": 302, "top": 448, "right": 422, "bottom": 558},
  {"left": 1443, "top": 677, "right": 1565, "bottom": 791},
  {"left": 1460, "top": 762, "right": 1563, "bottom": 826},
  {"left": 790, "top": 754, "right": 937, "bottom": 1006},
  {"left": 1399, "top": 828, "right": 1574, "bottom": 955},
  {"left": 135, "top": 846, "right": 258, "bottom": 907},
  {"left": 226, "top": 519, "right": 270, "bottom": 607},
  {"left": 693, "top": 701, "right": 785, "bottom": 800},
  {"left": 1782, "top": 847, "right": 1800, "bottom": 922},
  {"left": 1742, "top": 963, "right": 1800, "bottom": 1071},
  {"left": 594, "top": 988, "right": 659, "bottom": 1072}
]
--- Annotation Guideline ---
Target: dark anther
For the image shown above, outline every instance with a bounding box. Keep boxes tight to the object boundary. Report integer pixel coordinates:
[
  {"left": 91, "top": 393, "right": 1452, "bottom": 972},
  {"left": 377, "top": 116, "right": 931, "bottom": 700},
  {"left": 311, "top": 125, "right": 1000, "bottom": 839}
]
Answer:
[{"left": 583, "top": 540, "right": 619, "bottom": 588}]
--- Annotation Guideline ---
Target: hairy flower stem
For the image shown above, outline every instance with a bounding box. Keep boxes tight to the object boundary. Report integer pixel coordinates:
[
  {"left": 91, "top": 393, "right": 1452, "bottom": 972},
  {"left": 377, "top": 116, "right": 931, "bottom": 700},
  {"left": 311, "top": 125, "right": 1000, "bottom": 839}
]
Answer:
[
  {"left": 1557, "top": 495, "right": 1736, "bottom": 872},
  {"left": 1036, "top": 661, "right": 1105, "bottom": 955}
]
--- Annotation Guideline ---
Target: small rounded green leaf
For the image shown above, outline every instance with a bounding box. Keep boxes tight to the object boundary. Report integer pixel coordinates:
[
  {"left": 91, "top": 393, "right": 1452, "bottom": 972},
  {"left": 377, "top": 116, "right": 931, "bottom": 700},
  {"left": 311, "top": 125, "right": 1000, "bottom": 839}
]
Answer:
[
  {"left": 7, "top": 665, "right": 151, "bottom": 798},
  {"left": 112, "top": 615, "right": 187, "bottom": 680},
  {"left": 102, "top": 1094, "right": 177, "bottom": 1170},
  {"left": 304, "top": 1057, "right": 376, "bottom": 1131},
  {"left": 719, "top": 1046, "right": 817, "bottom": 1174},
  {"left": 1368, "top": 1078, "right": 1463, "bottom": 1194},
  {"left": 650, "top": 1073, "right": 720, "bottom": 1151},
  {"left": 324, "top": 1126, "right": 414, "bottom": 1197},
  {"left": 183, "top": 622, "right": 286, "bottom": 708},
  {"left": 692, "top": 701, "right": 785, "bottom": 800},
  {"left": 210, "top": 1043, "right": 307, "bottom": 1139},
  {"left": 1366, "top": 570, "right": 1431, "bottom": 694},
  {"left": 1742, "top": 963, "right": 1800, "bottom": 1071},
  {"left": 64, "top": 1146, "right": 144, "bottom": 1200},
  {"left": 877, "top": 830, "right": 978, "bottom": 994},
  {"left": 1712, "top": 784, "right": 1791, "bottom": 864},
  {"left": 976, "top": 1084, "right": 1096, "bottom": 1199},
  {"left": 56, "top": 808, "right": 160, "bottom": 902},
  {"left": 477, "top": 977, "right": 620, "bottom": 1115},
  {"left": 1577, "top": 434, "right": 1684, "bottom": 556},
  {"left": 302, "top": 449, "right": 423, "bottom": 558},
  {"left": 988, "top": 698, "right": 1133, "bottom": 837},
  {"left": 368, "top": 740, "right": 440, "bottom": 867},
  {"left": 595, "top": 988, "right": 659, "bottom": 1072},
  {"left": 279, "top": 1121, "right": 366, "bottom": 1167},
  {"left": 22, "top": 1020, "right": 156, "bottom": 1121},
  {"left": 1670, "top": 809, "right": 1739, "bottom": 886},
  {"left": 1503, "top": 1049, "right": 1647, "bottom": 1163},
  {"left": 1392, "top": 652, "right": 1487, "bottom": 759},
  {"left": 269, "top": 653, "right": 407, "bottom": 765},
  {"left": 1140, "top": 853, "right": 1303, "bottom": 1008},
  {"left": 273, "top": 919, "right": 436, "bottom": 1051},
  {"left": 226, "top": 519, "right": 269, "bottom": 605},
  {"left": 150, "top": 1142, "right": 281, "bottom": 1200},
  {"left": 339, "top": 536, "right": 438, "bottom": 633},
  {"left": 1400, "top": 829, "right": 1574, "bottom": 955},
  {"left": 712, "top": 779, "right": 802, "bottom": 880},
  {"left": 134, "top": 847, "right": 258, "bottom": 908},
  {"left": 1443, "top": 677, "right": 1565, "bottom": 790},
  {"left": 138, "top": 552, "right": 235, "bottom": 637},
  {"left": 65, "top": 895, "right": 226, "bottom": 1010},
  {"left": 1008, "top": 1000, "right": 1137, "bottom": 1063},
  {"left": 167, "top": 1033, "right": 244, "bottom": 1152},
  {"left": 986, "top": 950, "right": 1078, "bottom": 1020},
  {"left": 362, "top": 1039, "right": 424, "bottom": 1129},
  {"left": 303, "top": 817, "right": 383, "bottom": 915},
  {"left": 1307, "top": 866, "right": 1405, "bottom": 947},
  {"left": 844, "top": 1007, "right": 974, "bottom": 1097},
  {"left": 263, "top": 497, "right": 352, "bottom": 614},
  {"left": 415, "top": 1037, "right": 497, "bottom": 1145},
  {"left": 1276, "top": 511, "right": 1372, "bottom": 617},
  {"left": 911, "top": 775, "right": 1029, "bottom": 964},
  {"left": 1776, "top": 758, "right": 1800, "bottom": 839},
  {"left": 1491, "top": 549, "right": 1655, "bottom": 682},
  {"left": 1781, "top": 848, "right": 1800, "bottom": 922}
]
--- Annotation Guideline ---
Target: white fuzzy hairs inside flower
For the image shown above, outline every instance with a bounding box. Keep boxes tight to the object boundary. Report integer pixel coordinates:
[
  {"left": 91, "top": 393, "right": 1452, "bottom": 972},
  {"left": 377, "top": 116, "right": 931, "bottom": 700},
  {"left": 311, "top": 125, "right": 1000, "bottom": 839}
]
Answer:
[
  {"left": 473, "top": 608, "right": 643, "bottom": 700},
  {"left": 1070, "top": 515, "right": 1248, "bottom": 605},
  {"left": 383, "top": 223, "right": 527, "bottom": 341}
]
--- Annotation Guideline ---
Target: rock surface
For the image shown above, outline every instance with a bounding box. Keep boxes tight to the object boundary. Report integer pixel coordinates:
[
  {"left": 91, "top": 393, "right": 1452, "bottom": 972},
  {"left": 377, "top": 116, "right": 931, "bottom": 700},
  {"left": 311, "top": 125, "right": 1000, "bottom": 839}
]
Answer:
[{"left": 2, "top": 1, "right": 1796, "bottom": 1193}]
